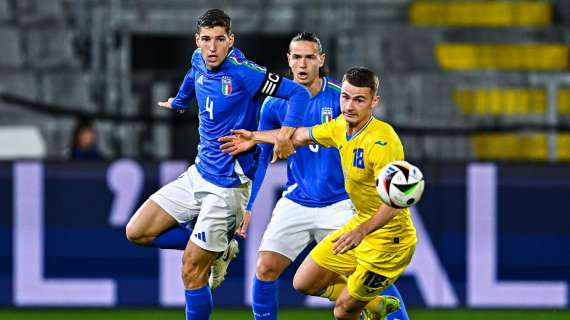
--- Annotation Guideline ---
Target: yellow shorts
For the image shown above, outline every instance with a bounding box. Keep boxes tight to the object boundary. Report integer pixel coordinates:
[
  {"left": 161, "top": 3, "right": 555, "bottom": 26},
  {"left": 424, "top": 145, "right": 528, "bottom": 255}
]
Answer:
[{"left": 309, "top": 219, "right": 416, "bottom": 301}]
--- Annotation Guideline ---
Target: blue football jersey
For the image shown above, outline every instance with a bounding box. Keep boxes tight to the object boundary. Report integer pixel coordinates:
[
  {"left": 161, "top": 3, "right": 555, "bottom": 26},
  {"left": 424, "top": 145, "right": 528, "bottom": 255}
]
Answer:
[
  {"left": 170, "top": 48, "right": 310, "bottom": 187},
  {"left": 248, "top": 77, "right": 349, "bottom": 209}
]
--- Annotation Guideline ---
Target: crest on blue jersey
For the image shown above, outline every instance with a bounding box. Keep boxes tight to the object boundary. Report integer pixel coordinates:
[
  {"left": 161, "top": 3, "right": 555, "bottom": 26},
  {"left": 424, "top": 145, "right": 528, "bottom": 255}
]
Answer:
[
  {"left": 221, "top": 76, "right": 232, "bottom": 96},
  {"left": 321, "top": 107, "right": 333, "bottom": 123}
]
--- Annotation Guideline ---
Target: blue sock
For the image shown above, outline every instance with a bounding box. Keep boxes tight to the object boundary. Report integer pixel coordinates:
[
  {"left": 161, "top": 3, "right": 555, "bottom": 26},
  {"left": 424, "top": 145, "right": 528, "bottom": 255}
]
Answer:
[
  {"left": 185, "top": 285, "right": 212, "bottom": 320},
  {"left": 149, "top": 225, "right": 192, "bottom": 250},
  {"left": 252, "top": 276, "right": 278, "bottom": 320},
  {"left": 382, "top": 284, "right": 409, "bottom": 320}
]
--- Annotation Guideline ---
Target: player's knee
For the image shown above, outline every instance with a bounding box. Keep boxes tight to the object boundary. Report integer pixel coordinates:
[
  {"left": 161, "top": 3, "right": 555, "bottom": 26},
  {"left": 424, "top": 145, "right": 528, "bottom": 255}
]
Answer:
[
  {"left": 292, "top": 276, "right": 321, "bottom": 296},
  {"left": 125, "top": 222, "right": 148, "bottom": 245},
  {"left": 332, "top": 307, "right": 351, "bottom": 320},
  {"left": 256, "top": 258, "right": 283, "bottom": 281}
]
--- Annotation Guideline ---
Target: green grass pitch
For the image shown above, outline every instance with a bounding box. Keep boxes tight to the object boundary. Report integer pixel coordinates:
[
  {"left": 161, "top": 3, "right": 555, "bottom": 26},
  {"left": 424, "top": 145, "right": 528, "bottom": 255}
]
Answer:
[{"left": 0, "top": 308, "right": 568, "bottom": 319}]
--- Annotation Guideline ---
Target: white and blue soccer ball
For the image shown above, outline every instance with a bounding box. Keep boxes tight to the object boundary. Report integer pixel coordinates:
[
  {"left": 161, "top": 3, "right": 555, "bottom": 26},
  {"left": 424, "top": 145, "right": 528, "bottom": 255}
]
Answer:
[{"left": 376, "top": 160, "right": 425, "bottom": 209}]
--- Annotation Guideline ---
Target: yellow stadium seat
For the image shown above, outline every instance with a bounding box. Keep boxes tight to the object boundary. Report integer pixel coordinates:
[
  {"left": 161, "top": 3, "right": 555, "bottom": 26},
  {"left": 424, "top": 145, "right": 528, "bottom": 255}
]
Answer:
[
  {"left": 410, "top": 1, "right": 551, "bottom": 27},
  {"left": 557, "top": 89, "right": 570, "bottom": 114},
  {"left": 454, "top": 88, "right": 570, "bottom": 115},
  {"left": 436, "top": 44, "right": 569, "bottom": 71},
  {"left": 454, "top": 88, "right": 547, "bottom": 115},
  {"left": 472, "top": 133, "right": 547, "bottom": 160},
  {"left": 557, "top": 133, "right": 570, "bottom": 160}
]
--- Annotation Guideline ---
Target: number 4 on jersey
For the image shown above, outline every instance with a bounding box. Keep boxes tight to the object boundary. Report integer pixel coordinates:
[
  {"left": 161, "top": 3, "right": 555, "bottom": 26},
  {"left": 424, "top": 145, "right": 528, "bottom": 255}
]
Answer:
[{"left": 205, "top": 96, "right": 214, "bottom": 120}]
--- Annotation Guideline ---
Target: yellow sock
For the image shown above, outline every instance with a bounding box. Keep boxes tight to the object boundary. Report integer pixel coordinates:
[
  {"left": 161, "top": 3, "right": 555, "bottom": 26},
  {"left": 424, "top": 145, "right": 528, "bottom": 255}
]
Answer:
[
  {"left": 365, "top": 296, "right": 383, "bottom": 312},
  {"left": 319, "top": 283, "right": 346, "bottom": 301}
]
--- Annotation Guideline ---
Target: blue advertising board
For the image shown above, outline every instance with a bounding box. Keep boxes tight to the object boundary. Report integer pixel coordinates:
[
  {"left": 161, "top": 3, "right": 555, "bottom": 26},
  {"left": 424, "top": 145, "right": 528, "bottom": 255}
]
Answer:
[{"left": 0, "top": 161, "right": 568, "bottom": 308}]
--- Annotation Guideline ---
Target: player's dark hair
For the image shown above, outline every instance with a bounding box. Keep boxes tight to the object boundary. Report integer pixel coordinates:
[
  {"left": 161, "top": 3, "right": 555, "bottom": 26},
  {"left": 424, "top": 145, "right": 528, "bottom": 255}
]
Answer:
[
  {"left": 288, "top": 32, "right": 327, "bottom": 77},
  {"left": 342, "top": 67, "right": 379, "bottom": 95},
  {"left": 197, "top": 9, "right": 231, "bottom": 34},
  {"left": 290, "top": 32, "right": 323, "bottom": 53}
]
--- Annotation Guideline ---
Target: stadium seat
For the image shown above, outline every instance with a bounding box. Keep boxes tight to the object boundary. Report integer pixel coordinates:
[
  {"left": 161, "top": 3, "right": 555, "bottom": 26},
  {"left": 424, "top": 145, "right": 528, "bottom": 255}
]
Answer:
[
  {"left": 410, "top": 1, "right": 552, "bottom": 27},
  {"left": 557, "top": 89, "right": 570, "bottom": 114},
  {"left": 472, "top": 133, "right": 548, "bottom": 160},
  {"left": 0, "top": 0, "right": 11, "bottom": 22},
  {"left": 557, "top": 133, "right": 570, "bottom": 160},
  {"left": 0, "top": 27, "right": 24, "bottom": 68},
  {"left": 453, "top": 88, "right": 547, "bottom": 115},
  {"left": 436, "top": 44, "right": 569, "bottom": 71},
  {"left": 454, "top": 88, "right": 570, "bottom": 116}
]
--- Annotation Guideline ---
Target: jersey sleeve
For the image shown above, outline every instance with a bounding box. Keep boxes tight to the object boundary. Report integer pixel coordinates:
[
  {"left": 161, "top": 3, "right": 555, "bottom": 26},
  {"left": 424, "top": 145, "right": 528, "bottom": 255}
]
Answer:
[
  {"left": 370, "top": 136, "right": 405, "bottom": 178},
  {"left": 235, "top": 61, "right": 309, "bottom": 127},
  {"left": 257, "top": 97, "right": 279, "bottom": 131},
  {"left": 308, "top": 115, "right": 342, "bottom": 148},
  {"left": 234, "top": 62, "right": 271, "bottom": 97},
  {"left": 273, "top": 77, "right": 310, "bottom": 127},
  {"left": 246, "top": 143, "right": 272, "bottom": 211},
  {"left": 246, "top": 97, "right": 279, "bottom": 211},
  {"left": 171, "top": 67, "right": 195, "bottom": 111}
]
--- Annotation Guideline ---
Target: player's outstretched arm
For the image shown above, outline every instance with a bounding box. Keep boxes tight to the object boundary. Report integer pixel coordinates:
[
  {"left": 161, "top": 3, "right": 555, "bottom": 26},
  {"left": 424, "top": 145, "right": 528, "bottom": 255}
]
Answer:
[
  {"left": 266, "top": 127, "right": 311, "bottom": 163},
  {"left": 218, "top": 129, "right": 256, "bottom": 156},
  {"left": 271, "top": 78, "right": 311, "bottom": 160},
  {"left": 219, "top": 127, "right": 312, "bottom": 156},
  {"left": 332, "top": 204, "right": 399, "bottom": 254},
  {"left": 290, "top": 127, "right": 312, "bottom": 147},
  {"left": 219, "top": 129, "right": 279, "bottom": 155},
  {"left": 274, "top": 127, "right": 296, "bottom": 160},
  {"left": 158, "top": 97, "right": 187, "bottom": 114}
]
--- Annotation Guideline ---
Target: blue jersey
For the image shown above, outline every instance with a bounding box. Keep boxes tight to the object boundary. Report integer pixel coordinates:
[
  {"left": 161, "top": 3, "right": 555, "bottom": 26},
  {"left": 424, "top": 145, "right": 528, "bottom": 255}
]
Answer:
[
  {"left": 247, "top": 77, "right": 349, "bottom": 209},
  {"left": 170, "top": 48, "right": 310, "bottom": 187}
]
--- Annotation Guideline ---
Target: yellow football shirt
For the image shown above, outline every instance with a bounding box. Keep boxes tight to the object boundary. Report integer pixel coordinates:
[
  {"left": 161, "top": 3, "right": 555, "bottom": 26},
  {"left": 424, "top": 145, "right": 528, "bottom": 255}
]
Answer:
[{"left": 309, "top": 115, "right": 416, "bottom": 250}]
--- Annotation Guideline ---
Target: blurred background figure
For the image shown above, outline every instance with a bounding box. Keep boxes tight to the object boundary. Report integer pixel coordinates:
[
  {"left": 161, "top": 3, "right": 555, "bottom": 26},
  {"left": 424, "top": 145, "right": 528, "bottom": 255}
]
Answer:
[{"left": 69, "top": 118, "right": 102, "bottom": 160}]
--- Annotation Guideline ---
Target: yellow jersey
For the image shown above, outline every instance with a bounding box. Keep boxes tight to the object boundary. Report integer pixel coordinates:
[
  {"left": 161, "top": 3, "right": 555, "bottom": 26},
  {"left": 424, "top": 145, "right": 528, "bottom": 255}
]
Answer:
[{"left": 309, "top": 115, "right": 416, "bottom": 250}]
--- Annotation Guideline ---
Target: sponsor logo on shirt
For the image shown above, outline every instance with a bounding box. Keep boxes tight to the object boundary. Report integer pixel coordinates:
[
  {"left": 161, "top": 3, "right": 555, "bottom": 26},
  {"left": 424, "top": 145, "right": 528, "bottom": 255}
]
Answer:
[{"left": 375, "top": 140, "right": 388, "bottom": 146}]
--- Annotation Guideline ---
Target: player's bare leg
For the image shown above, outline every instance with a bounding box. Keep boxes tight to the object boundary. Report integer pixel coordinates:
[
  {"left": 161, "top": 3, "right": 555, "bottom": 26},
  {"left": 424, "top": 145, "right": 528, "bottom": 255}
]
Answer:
[
  {"left": 125, "top": 199, "right": 178, "bottom": 245},
  {"left": 293, "top": 256, "right": 343, "bottom": 296},
  {"left": 181, "top": 239, "right": 220, "bottom": 319},
  {"left": 294, "top": 256, "right": 399, "bottom": 320},
  {"left": 256, "top": 251, "right": 292, "bottom": 281},
  {"left": 182, "top": 240, "right": 218, "bottom": 289},
  {"left": 333, "top": 287, "right": 369, "bottom": 320}
]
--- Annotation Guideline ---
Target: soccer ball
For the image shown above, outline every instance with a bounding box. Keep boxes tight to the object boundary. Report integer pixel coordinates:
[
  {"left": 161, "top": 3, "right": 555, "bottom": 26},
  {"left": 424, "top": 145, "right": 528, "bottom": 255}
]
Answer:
[{"left": 376, "top": 160, "right": 425, "bottom": 209}]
